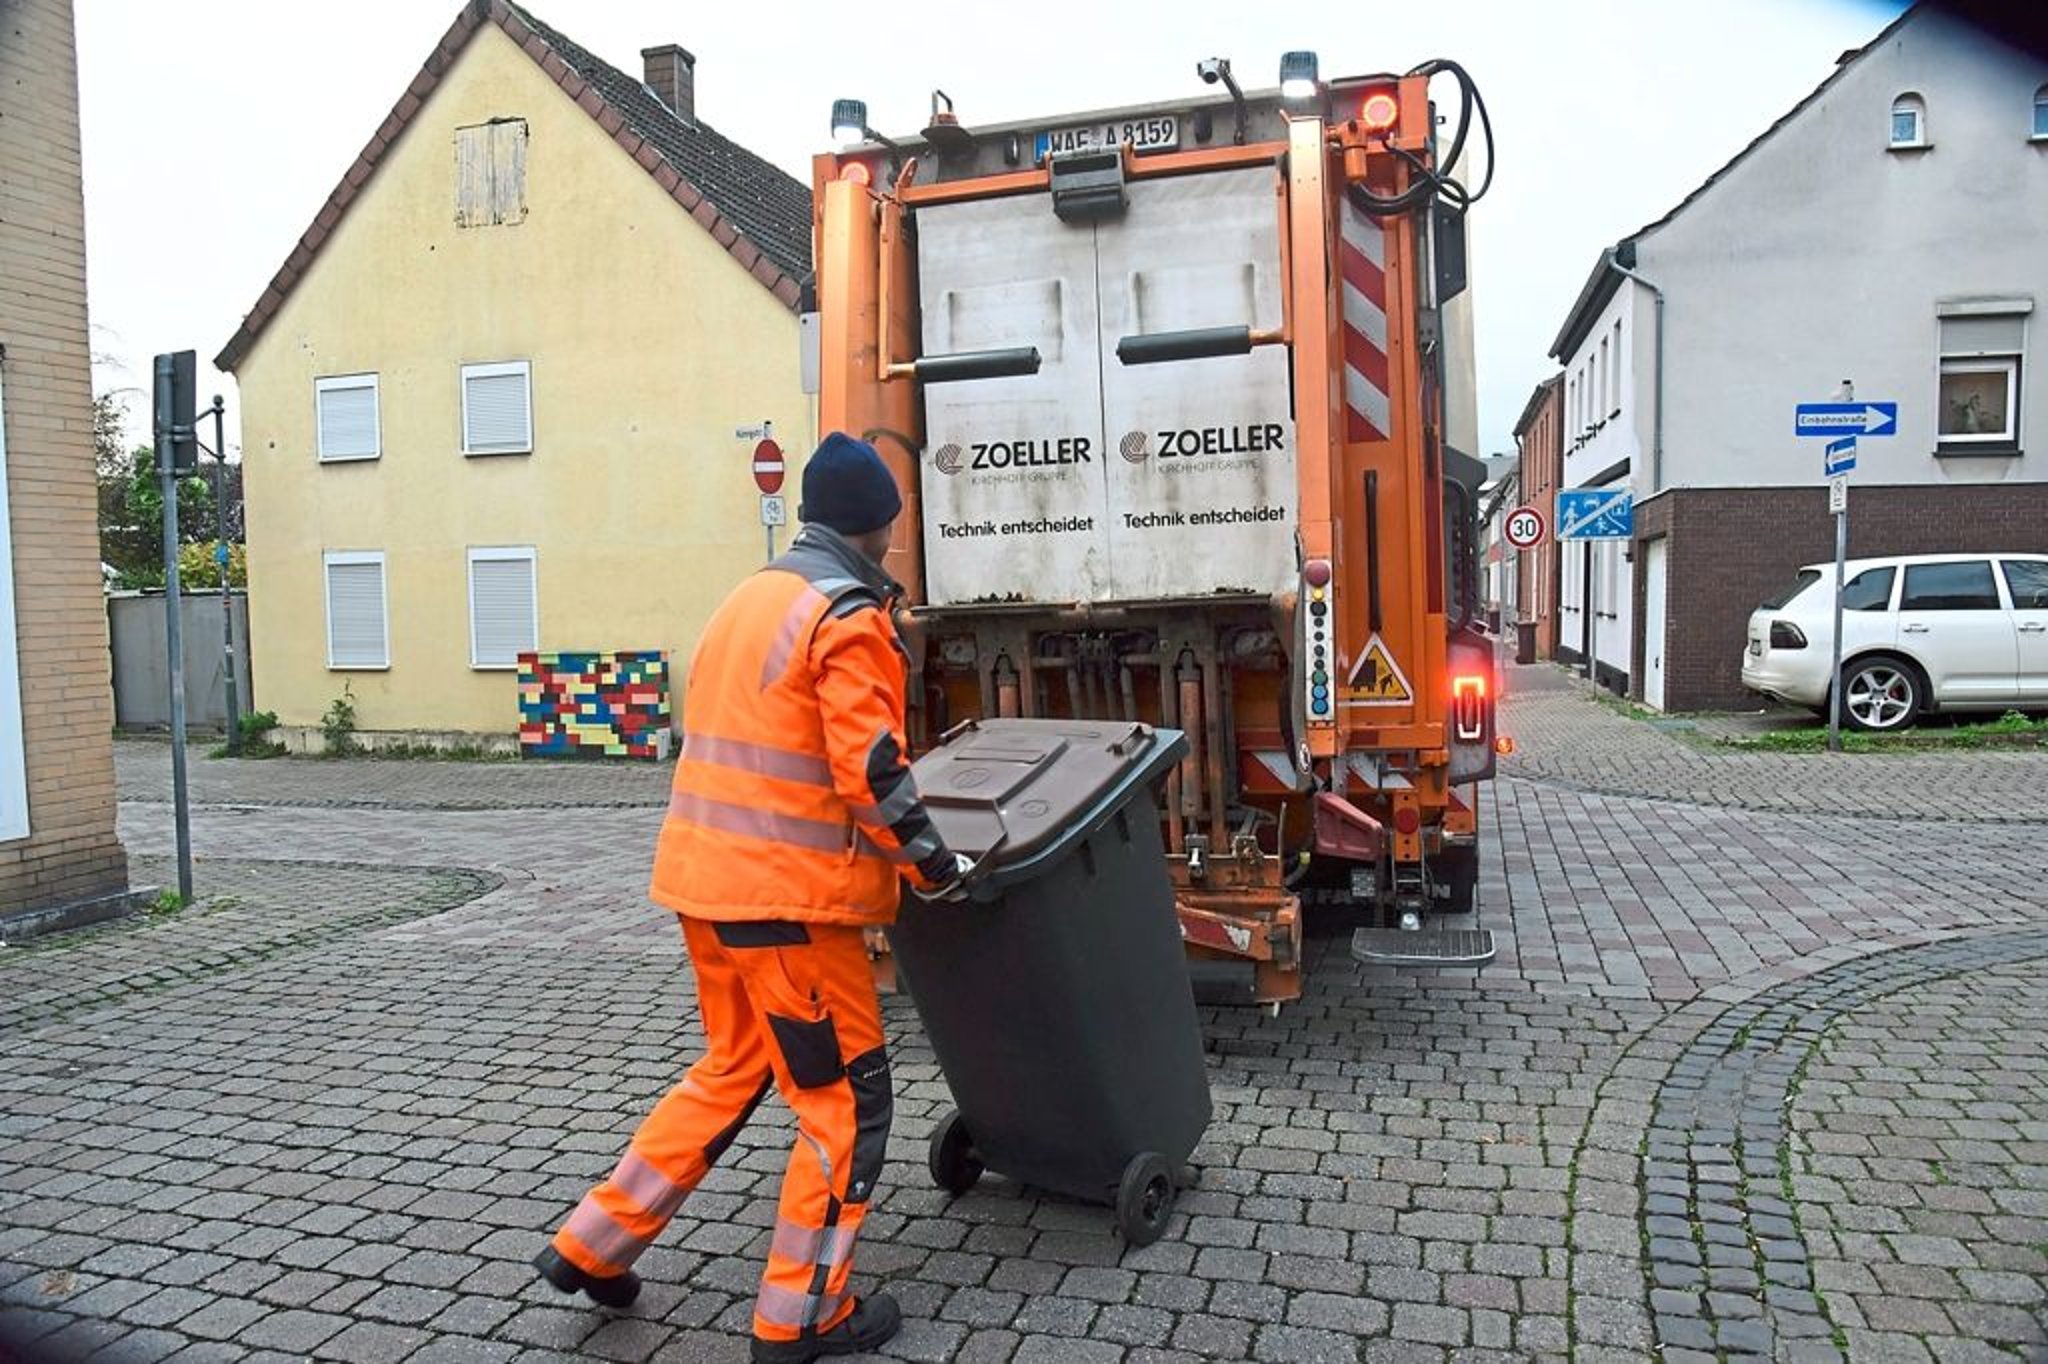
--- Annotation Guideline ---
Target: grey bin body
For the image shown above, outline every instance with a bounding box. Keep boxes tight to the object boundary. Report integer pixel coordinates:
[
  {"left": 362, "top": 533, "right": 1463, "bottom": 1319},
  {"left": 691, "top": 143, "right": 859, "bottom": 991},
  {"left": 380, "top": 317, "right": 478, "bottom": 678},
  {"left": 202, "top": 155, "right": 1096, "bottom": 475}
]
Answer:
[{"left": 892, "top": 718, "right": 1212, "bottom": 1220}]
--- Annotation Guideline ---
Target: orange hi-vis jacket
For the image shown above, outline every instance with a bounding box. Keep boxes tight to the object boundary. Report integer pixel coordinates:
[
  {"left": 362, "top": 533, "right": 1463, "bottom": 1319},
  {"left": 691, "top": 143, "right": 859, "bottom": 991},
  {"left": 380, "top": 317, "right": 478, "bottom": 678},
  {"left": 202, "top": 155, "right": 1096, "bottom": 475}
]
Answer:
[{"left": 650, "top": 524, "right": 954, "bottom": 925}]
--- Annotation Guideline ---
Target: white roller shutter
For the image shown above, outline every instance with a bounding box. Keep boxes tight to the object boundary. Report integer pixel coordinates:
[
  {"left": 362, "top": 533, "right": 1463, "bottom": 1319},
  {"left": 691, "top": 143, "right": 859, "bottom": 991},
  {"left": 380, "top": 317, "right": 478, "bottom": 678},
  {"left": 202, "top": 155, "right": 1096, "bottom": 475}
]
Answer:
[
  {"left": 462, "top": 361, "right": 532, "bottom": 455},
  {"left": 315, "top": 375, "right": 380, "bottom": 461},
  {"left": 324, "top": 552, "right": 388, "bottom": 668},
  {"left": 468, "top": 547, "right": 537, "bottom": 668}
]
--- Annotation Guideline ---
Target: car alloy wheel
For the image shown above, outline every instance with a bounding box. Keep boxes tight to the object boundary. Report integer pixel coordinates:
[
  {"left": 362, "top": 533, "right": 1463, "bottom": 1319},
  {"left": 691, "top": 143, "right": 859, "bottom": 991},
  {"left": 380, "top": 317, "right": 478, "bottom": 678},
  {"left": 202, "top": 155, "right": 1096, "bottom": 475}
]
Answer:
[{"left": 1843, "top": 661, "right": 1918, "bottom": 732}]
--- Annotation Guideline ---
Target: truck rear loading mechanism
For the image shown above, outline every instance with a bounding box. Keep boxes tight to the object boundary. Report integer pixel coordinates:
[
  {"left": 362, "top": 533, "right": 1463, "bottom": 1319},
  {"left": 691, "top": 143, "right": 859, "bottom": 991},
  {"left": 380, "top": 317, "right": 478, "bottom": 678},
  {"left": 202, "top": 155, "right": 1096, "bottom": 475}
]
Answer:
[{"left": 810, "top": 54, "right": 1502, "bottom": 1005}]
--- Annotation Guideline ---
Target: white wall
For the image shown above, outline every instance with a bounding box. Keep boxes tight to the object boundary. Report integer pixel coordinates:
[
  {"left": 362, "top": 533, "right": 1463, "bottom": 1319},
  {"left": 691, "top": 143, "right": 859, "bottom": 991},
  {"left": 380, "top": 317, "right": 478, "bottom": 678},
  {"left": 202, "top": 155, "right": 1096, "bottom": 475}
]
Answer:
[
  {"left": 1638, "top": 8, "right": 2048, "bottom": 489},
  {"left": 1556, "top": 278, "right": 1649, "bottom": 682}
]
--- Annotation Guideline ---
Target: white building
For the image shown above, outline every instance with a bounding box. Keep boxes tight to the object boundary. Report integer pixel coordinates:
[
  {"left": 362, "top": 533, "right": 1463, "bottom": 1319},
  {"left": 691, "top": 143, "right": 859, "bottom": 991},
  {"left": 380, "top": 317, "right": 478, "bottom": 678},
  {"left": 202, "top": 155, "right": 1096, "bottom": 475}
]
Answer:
[{"left": 1548, "top": 0, "right": 2048, "bottom": 710}]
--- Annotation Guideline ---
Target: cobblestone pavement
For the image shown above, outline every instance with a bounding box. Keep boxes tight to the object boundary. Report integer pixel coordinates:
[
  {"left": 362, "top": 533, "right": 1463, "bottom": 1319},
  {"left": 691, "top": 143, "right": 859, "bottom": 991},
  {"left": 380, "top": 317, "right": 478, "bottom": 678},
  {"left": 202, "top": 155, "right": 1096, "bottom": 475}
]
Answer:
[
  {"left": 114, "top": 743, "right": 670, "bottom": 811},
  {"left": 1499, "top": 665, "right": 2048, "bottom": 824},
  {"left": 2, "top": 692, "right": 2040, "bottom": 1362}
]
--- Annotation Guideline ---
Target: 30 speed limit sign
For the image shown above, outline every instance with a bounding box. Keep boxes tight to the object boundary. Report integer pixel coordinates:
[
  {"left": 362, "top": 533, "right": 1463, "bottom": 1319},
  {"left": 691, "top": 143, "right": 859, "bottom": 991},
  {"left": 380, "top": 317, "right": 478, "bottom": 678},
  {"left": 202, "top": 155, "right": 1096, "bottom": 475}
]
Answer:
[{"left": 1503, "top": 505, "right": 1548, "bottom": 550}]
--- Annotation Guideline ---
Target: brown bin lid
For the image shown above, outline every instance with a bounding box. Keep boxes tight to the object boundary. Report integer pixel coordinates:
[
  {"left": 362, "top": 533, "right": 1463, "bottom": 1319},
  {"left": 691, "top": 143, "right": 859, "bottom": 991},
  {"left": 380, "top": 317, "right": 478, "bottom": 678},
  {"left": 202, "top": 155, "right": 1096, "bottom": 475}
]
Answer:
[{"left": 912, "top": 718, "right": 1177, "bottom": 869}]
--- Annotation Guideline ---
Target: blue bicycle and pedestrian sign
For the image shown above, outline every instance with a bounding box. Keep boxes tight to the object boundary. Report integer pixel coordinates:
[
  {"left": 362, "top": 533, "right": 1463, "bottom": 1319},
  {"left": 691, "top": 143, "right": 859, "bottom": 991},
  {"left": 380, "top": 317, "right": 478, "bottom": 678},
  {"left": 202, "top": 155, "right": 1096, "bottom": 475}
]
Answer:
[{"left": 1555, "top": 488, "right": 1633, "bottom": 541}]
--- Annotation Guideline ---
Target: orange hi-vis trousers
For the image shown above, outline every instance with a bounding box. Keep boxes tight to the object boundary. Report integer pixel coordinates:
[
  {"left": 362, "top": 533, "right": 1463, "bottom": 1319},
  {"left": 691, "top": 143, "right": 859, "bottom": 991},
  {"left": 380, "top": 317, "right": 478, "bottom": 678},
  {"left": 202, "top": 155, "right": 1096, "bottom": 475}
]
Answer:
[{"left": 550, "top": 916, "right": 892, "bottom": 1344}]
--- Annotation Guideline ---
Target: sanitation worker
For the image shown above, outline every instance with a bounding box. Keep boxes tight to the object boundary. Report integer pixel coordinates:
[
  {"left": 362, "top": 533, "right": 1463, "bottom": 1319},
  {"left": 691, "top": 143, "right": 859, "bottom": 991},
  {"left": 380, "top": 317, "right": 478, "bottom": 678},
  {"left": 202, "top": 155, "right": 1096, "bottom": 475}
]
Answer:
[{"left": 534, "top": 432, "right": 968, "bottom": 1362}]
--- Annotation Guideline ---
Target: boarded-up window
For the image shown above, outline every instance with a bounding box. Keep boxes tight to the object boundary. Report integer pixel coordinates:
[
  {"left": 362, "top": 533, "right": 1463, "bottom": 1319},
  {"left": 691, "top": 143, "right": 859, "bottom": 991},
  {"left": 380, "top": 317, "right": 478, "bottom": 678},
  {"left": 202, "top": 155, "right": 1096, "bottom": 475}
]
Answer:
[
  {"left": 324, "top": 552, "right": 389, "bottom": 669},
  {"left": 314, "top": 374, "right": 379, "bottom": 461},
  {"left": 468, "top": 547, "right": 537, "bottom": 669},
  {"left": 461, "top": 360, "right": 533, "bottom": 455},
  {"left": 455, "top": 119, "right": 528, "bottom": 227}
]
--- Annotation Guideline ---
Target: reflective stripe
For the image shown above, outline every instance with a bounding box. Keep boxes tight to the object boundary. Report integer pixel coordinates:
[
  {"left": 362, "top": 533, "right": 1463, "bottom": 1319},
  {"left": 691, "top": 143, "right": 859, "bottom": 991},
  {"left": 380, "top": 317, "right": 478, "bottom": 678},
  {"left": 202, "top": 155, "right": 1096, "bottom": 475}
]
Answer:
[
  {"left": 893, "top": 828, "right": 942, "bottom": 864},
  {"left": 760, "top": 587, "right": 826, "bottom": 688},
  {"left": 683, "top": 733, "right": 832, "bottom": 787},
  {"left": 846, "top": 780, "right": 921, "bottom": 830},
  {"left": 756, "top": 1284, "right": 842, "bottom": 1331},
  {"left": 667, "top": 790, "right": 850, "bottom": 855},
  {"left": 612, "top": 1149, "right": 690, "bottom": 1221},
  {"left": 563, "top": 1197, "right": 645, "bottom": 1267},
  {"left": 768, "top": 1219, "right": 858, "bottom": 1270},
  {"left": 795, "top": 1128, "right": 834, "bottom": 1187}
]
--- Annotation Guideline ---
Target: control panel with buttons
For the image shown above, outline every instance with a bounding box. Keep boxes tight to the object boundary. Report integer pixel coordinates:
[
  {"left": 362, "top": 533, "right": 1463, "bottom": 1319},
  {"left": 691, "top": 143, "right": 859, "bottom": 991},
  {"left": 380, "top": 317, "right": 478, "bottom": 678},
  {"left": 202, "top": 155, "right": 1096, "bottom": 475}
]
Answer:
[{"left": 1303, "top": 559, "right": 1334, "bottom": 729}]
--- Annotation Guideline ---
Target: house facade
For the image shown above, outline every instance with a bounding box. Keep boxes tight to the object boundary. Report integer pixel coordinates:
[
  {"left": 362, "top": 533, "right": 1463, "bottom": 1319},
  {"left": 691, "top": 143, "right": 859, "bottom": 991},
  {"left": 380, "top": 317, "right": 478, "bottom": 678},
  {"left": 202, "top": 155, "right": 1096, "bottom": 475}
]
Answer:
[
  {"left": 1511, "top": 374, "right": 1563, "bottom": 662},
  {"left": 1548, "top": 1, "right": 2048, "bottom": 710},
  {"left": 221, "top": 0, "right": 815, "bottom": 739},
  {"left": 0, "top": 0, "right": 130, "bottom": 922}
]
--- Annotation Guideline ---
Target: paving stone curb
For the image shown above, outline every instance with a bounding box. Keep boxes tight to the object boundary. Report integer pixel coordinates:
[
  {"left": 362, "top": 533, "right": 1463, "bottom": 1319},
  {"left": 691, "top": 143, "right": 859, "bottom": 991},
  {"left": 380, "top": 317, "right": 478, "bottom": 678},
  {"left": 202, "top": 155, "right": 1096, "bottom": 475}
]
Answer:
[{"left": 1570, "top": 927, "right": 2048, "bottom": 1363}]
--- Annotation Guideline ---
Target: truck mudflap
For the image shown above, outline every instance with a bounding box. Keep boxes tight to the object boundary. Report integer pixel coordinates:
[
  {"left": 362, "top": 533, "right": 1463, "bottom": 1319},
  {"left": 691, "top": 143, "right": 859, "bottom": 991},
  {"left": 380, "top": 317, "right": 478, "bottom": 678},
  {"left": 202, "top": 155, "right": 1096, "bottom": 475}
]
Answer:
[{"left": 1176, "top": 888, "right": 1303, "bottom": 1006}]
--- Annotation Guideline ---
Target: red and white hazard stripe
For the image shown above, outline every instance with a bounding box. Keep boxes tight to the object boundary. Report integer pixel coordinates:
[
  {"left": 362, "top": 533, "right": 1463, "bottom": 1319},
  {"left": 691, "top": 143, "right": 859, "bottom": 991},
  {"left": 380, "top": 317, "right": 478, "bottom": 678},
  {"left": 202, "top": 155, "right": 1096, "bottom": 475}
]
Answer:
[{"left": 1339, "top": 198, "right": 1391, "bottom": 444}]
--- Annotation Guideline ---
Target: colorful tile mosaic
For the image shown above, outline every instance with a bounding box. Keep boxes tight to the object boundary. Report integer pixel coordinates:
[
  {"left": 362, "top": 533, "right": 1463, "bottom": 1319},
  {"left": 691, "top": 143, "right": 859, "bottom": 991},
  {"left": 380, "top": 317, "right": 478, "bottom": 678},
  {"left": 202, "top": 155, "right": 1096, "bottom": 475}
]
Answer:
[{"left": 517, "top": 650, "right": 672, "bottom": 760}]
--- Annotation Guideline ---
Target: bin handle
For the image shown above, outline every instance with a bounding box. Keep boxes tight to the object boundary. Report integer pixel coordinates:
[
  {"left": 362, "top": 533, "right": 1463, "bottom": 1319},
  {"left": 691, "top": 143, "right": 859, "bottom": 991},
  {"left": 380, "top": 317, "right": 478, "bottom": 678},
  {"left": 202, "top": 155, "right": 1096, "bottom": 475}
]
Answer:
[
  {"left": 937, "top": 716, "right": 982, "bottom": 746},
  {"left": 959, "top": 834, "right": 1007, "bottom": 888},
  {"left": 1106, "top": 723, "right": 1154, "bottom": 758}
]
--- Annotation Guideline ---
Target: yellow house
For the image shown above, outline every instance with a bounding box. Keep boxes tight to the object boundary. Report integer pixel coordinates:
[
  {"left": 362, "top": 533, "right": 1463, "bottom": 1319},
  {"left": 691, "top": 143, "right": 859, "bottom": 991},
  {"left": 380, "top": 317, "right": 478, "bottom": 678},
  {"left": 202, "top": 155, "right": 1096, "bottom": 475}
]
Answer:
[{"left": 218, "top": 0, "right": 815, "bottom": 744}]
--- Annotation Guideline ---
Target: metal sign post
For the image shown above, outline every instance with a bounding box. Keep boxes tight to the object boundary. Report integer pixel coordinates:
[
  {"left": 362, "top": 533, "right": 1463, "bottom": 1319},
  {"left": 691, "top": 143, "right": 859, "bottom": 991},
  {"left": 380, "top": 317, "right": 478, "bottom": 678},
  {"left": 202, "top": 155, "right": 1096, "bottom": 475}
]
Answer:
[
  {"left": 1826, "top": 454, "right": 1851, "bottom": 753},
  {"left": 153, "top": 352, "right": 198, "bottom": 901},
  {"left": 747, "top": 422, "right": 786, "bottom": 559},
  {"left": 1796, "top": 384, "right": 1895, "bottom": 754}
]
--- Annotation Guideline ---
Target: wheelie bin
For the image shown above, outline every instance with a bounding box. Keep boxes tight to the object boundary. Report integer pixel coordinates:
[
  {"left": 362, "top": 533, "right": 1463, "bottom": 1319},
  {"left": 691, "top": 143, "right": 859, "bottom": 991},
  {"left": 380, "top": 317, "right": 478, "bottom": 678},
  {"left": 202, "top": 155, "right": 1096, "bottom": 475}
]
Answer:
[{"left": 890, "top": 717, "right": 1211, "bottom": 1246}]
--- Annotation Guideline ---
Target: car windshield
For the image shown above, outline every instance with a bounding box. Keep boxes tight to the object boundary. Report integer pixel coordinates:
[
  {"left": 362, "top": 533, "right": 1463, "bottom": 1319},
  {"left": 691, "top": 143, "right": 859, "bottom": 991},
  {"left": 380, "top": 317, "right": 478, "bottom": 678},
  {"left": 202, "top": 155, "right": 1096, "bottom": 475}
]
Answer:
[{"left": 1759, "top": 569, "right": 1823, "bottom": 610}]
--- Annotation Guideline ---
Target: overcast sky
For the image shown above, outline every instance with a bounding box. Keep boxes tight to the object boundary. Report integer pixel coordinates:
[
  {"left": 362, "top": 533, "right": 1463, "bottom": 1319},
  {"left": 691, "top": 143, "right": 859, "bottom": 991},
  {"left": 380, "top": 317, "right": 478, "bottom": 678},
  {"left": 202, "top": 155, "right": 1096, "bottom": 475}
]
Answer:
[{"left": 77, "top": 0, "right": 1904, "bottom": 462}]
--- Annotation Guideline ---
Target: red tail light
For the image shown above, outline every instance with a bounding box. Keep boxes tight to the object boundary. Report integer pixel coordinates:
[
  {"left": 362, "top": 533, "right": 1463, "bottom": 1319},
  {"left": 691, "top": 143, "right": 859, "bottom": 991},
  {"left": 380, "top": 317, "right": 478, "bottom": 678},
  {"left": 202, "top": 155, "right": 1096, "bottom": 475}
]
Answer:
[
  {"left": 1360, "top": 92, "right": 1399, "bottom": 131},
  {"left": 1452, "top": 674, "right": 1487, "bottom": 742}
]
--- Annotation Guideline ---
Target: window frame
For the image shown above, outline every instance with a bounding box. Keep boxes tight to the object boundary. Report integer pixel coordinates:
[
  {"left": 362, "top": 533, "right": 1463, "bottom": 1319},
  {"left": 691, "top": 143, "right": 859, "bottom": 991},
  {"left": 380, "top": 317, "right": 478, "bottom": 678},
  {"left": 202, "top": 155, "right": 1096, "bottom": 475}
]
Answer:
[
  {"left": 1937, "top": 355, "right": 2020, "bottom": 447},
  {"left": 1889, "top": 93, "right": 1928, "bottom": 150},
  {"left": 1999, "top": 558, "right": 2048, "bottom": 610},
  {"left": 460, "top": 359, "right": 534, "bottom": 457},
  {"left": 1840, "top": 565, "right": 1897, "bottom": 613},
  {"left": 2033, "top": 85, "right": 2048, "bottom": 142},
  {"left": 1899, "top": 559, "right": 2002, "bottom": 613},
  {"left": 466, "top": 545, "right": 539, "bottom": 671},
  {"left": 323, "top": 550, "right": 391, "bottom": 671},
  {"left": 314, "top": 373, "right": 381, "bottom": 463}
]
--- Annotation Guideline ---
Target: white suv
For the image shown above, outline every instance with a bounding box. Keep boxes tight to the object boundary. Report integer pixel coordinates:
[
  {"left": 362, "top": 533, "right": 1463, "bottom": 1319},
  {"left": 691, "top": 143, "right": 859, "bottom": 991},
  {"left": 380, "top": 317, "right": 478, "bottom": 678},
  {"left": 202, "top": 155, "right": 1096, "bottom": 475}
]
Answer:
[{"left": 1741, "top": 553, "right": 2048, "bottom": 731}]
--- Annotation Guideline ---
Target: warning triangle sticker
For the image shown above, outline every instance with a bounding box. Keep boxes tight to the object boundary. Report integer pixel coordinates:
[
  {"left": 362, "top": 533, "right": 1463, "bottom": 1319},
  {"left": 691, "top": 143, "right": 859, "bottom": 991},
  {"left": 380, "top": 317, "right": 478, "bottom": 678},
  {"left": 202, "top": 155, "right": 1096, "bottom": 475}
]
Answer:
[{"left": 1343, "top": 633, "right": 1413, "bottom": 705}]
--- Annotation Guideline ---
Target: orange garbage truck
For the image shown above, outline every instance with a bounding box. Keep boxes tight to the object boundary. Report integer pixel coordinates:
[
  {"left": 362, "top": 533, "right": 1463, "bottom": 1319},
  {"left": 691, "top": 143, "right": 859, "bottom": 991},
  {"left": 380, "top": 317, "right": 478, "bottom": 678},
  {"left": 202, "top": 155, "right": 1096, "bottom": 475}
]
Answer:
[{"left": 807, "top": 56, "right": 1501, "bottom": 1005}]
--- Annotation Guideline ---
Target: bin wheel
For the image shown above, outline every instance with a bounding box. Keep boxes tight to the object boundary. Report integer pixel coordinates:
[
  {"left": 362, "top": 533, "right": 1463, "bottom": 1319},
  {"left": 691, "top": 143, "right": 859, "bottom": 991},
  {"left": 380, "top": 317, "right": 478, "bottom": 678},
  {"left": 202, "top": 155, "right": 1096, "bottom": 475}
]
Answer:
[
  {"left": 928, "top": 1110, "right": 982, "bottom": 1195},
  {"left": 1116, "top": 1152, "right": 1175, "bottom": 1247}
]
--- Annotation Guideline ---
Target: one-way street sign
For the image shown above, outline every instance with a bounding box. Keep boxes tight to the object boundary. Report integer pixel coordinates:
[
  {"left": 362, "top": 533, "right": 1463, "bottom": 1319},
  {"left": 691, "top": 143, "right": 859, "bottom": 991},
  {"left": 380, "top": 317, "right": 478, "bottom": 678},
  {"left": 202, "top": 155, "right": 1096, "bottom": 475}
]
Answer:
[
  {"left": 1794, "top": 402, "right": 1897, "bottom": 438},
  {"left": 1824, "top": 435, "right": 1857, "bottom": 477}
]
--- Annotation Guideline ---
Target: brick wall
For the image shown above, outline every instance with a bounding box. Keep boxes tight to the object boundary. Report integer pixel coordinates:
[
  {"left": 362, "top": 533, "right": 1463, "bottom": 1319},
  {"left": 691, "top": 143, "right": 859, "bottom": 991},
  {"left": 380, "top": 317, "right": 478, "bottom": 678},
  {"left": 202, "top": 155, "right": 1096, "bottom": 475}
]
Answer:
[
  {"left": 1637, "top": 483, "right": 2048, "bottom": 712},
  {"left": 1515, "top": 382, "right": 1563, "bottom": 658},
  {"left": 0, "top": 0, "right": 129, "bottom": 912}
]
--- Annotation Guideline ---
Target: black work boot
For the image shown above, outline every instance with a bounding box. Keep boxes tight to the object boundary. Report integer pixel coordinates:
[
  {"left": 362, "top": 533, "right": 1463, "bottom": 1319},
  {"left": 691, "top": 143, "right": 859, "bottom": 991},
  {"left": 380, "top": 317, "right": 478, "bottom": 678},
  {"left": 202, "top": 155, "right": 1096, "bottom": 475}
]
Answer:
[
  {"left": 532, "top": 1244, "right": 641, "bottom": 1308},
  {"left": 749, "top": 1293, "right": 902, "bottom": 1363}
]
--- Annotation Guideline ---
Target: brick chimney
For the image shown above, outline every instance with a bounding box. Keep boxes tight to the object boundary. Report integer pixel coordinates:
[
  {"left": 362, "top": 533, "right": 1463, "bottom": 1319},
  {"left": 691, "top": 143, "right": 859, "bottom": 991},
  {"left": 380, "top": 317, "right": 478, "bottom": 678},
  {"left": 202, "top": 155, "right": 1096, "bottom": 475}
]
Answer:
[{"left": 641, "top": 44, "right": 696, "bottom": 123}]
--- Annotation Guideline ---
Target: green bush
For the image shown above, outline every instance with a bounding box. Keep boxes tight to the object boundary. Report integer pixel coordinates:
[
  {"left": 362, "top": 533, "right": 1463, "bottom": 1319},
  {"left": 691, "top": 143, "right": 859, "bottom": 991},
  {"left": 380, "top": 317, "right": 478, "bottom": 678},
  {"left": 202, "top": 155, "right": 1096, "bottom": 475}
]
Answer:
[{"left": 321, "top": 684, "right": 360, "bottom": 756}]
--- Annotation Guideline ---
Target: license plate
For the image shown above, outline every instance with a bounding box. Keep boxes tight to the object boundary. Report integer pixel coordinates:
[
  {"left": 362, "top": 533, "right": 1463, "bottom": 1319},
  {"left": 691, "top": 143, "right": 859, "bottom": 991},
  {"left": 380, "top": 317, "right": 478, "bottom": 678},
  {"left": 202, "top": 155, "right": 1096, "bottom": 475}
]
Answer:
[{"left": 1035, "top": 116, "right": 1179, "bottom": 161}]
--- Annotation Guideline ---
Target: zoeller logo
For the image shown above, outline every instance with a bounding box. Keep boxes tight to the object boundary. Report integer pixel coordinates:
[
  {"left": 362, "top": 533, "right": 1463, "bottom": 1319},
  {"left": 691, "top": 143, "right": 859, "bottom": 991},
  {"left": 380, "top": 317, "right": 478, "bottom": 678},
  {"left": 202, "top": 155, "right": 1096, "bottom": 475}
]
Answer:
[
  {"left": 1120, "top": 431, "right": 1150, "bottom": 464},
  {"left": 931, "top": 437, "right": 1094, "bottom": 474},
  {"left": 1145, "top": 424, "right": 1288, "bottom": 459}
]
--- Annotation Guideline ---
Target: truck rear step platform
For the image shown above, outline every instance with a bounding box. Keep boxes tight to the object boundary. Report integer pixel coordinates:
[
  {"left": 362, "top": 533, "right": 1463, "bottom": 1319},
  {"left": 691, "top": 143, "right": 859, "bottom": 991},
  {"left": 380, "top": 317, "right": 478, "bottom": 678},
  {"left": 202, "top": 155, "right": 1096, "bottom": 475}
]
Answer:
[{"left": 1351, "top": 927, "right": 1495, "bottom": 968}]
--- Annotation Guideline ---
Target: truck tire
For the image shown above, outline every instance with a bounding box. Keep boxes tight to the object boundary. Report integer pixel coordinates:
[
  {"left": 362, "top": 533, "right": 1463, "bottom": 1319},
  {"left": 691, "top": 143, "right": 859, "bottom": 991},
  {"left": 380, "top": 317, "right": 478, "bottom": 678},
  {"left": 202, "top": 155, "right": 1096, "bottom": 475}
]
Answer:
[{"left": 1433, "top": 844, "right": 1479, "bottom": 917}]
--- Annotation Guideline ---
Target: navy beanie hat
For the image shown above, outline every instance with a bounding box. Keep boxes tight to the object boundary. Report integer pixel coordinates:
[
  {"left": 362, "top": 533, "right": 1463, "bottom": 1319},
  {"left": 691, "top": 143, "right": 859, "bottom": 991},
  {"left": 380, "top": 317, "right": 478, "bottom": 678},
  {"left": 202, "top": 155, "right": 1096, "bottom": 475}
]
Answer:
[{"left": 800, "top": 432, "right": 902, "bottom": 536}]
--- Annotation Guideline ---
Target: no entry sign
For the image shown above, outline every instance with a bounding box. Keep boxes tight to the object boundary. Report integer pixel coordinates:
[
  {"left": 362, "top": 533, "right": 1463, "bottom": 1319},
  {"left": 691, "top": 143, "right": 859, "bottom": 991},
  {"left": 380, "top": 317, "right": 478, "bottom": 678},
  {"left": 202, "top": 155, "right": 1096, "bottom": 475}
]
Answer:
[{"left": 752, "top": 439, "right": 785, "bottom": 494}]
